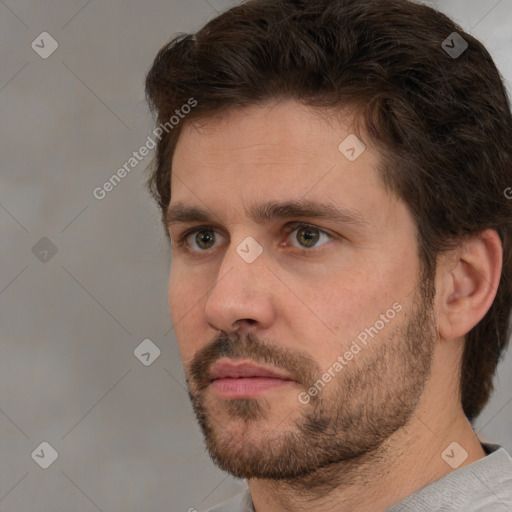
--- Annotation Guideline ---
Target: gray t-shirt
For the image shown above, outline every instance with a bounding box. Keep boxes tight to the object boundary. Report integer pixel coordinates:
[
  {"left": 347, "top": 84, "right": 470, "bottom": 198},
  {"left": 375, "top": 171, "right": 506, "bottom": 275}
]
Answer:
[{"left": 205, "top": 443, "right": 512, "bottom": 511}]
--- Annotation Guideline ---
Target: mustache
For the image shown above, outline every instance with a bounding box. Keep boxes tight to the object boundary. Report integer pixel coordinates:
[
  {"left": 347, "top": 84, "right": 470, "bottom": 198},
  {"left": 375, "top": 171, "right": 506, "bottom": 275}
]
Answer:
[{"left": 187, "top": 330, "right": 321, "bottom": 392}]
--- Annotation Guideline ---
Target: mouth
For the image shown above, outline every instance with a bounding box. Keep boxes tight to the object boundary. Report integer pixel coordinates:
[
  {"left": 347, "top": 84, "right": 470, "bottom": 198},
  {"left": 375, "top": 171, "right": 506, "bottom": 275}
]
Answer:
[{"left": 209, "top": 359, "right": 296, "bottom": 398}]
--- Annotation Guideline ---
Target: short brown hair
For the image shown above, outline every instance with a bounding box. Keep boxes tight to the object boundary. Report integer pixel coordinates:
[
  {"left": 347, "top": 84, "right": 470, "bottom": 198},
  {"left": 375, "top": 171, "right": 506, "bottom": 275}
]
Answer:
[{"left": 145, "top": 0, "right": 512, "bottom": 422}]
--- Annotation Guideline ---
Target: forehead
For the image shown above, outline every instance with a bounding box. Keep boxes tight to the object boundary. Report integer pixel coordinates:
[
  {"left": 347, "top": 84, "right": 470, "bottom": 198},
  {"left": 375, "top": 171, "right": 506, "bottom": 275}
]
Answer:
[
  {"left": 171, "top": 100, "right": 382, "bottom": 202},
  {"left": 176, "top": 100, "right": 357, "bottom": 159}
]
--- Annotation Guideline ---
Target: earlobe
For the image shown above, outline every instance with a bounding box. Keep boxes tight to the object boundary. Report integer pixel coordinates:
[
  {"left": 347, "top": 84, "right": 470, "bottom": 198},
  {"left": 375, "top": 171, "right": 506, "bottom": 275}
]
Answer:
[{"left": 438, "top": 229, "right": 502, "bottom": 341}]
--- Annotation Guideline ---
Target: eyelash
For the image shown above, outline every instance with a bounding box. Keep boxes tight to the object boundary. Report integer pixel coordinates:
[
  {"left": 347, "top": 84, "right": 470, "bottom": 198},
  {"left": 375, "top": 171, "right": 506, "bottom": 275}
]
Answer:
[{"left": 174, "top": 222, "right": 333, "bottom": 253}]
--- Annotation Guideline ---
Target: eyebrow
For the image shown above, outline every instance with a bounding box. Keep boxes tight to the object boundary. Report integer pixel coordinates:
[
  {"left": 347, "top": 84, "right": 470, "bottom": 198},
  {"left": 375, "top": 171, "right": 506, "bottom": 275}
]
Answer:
[{"left": 165, "top": 200, "right": 369, "bottom": 229}]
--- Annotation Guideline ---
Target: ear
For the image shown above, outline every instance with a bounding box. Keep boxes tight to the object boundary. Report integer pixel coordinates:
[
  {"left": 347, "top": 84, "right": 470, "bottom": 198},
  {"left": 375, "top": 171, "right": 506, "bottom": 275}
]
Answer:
[{"left": 438, "top": 229, "right": 502, "bottom": 341}]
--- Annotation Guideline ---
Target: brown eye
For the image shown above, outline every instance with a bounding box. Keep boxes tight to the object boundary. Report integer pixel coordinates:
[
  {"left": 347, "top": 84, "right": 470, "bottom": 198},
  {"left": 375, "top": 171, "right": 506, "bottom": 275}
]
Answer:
[
  {"left": 194, "top": 230, "right": 216, "bottom": 250},
  {"left": 286, "top": 223, "right": 332, "bottom": 249},
  {"left": 296, "top": 227, "right": 320, "bottom": 247}
]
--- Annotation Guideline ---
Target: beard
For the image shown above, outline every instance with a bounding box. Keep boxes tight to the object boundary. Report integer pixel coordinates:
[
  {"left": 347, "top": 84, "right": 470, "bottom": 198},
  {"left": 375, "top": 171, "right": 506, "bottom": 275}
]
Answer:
[{"left": 184, "top": 278, "right": 437, "bottom": 490}]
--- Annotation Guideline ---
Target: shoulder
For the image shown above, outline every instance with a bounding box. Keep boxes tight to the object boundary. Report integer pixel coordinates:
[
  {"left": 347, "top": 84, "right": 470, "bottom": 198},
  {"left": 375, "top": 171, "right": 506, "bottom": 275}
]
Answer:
[{"left": 387, "top": 443, "right": 512, "bottom": 512}]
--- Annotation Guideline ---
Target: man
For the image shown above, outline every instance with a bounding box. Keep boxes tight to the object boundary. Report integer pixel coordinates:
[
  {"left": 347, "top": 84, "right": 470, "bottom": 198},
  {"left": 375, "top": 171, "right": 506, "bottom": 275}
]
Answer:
[{"left": 145, "top": 0, "right": 512, "bottom": 510}]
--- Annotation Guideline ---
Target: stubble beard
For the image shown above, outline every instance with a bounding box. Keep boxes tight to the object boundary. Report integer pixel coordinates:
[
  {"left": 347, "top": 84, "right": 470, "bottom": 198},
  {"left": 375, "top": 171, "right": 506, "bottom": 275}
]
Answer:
[{"left": 186, "top": 281, "right": 437, "bottom": 490}]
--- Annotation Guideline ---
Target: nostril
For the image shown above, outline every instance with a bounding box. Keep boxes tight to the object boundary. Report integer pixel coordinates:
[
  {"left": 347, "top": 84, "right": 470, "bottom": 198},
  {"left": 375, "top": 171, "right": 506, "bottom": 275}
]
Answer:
[{"left": 237, "top": 319, "right": 257, "bottom": 327}]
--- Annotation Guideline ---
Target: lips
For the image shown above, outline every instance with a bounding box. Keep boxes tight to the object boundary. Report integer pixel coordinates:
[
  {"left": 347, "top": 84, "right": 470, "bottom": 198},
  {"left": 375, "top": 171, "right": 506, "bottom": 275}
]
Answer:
[
  {"left": 208, "top": 360, "right": 296, "bottom": 399},
  {"left": 209, "top": 360, "right": 294, "bottom": 382}
]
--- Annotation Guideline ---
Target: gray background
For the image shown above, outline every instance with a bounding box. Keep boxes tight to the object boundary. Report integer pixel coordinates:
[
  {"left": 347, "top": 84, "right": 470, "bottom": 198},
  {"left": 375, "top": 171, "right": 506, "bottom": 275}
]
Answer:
[{"left": 0, "top": 0, "right": 511, "bottom": 511}]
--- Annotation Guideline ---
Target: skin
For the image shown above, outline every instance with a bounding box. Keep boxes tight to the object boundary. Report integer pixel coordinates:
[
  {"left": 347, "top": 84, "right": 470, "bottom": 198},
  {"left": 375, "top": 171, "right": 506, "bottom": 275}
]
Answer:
[{"left": 167, "top": 99, "right": 502, "bottom": 512}]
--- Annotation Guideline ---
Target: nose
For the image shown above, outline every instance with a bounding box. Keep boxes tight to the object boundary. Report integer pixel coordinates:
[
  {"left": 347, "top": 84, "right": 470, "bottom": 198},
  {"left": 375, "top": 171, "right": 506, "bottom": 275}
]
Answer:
[{"left": 203, "top": 240, "right": 276, "bottom": 334}]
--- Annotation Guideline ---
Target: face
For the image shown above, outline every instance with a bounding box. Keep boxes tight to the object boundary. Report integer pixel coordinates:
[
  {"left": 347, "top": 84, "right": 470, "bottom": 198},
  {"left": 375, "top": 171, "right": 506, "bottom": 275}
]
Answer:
[{"left": 167, "top": 100, "right": 437, "bottom": 483}]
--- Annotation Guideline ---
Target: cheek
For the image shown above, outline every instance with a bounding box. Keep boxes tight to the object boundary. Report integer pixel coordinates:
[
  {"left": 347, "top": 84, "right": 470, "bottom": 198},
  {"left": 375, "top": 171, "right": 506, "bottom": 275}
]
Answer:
[
  {"left": 168, "top": 267, "right": 197, "bottom": 354},
  {"left": 168, "top": 265, "right": 201, "bottom": 359},
  {"left": 299, "top": 262, "right": 407, "bottom": 346},
  {"left": 168, "top": 261, "right": 197, "bottom": 316}
]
